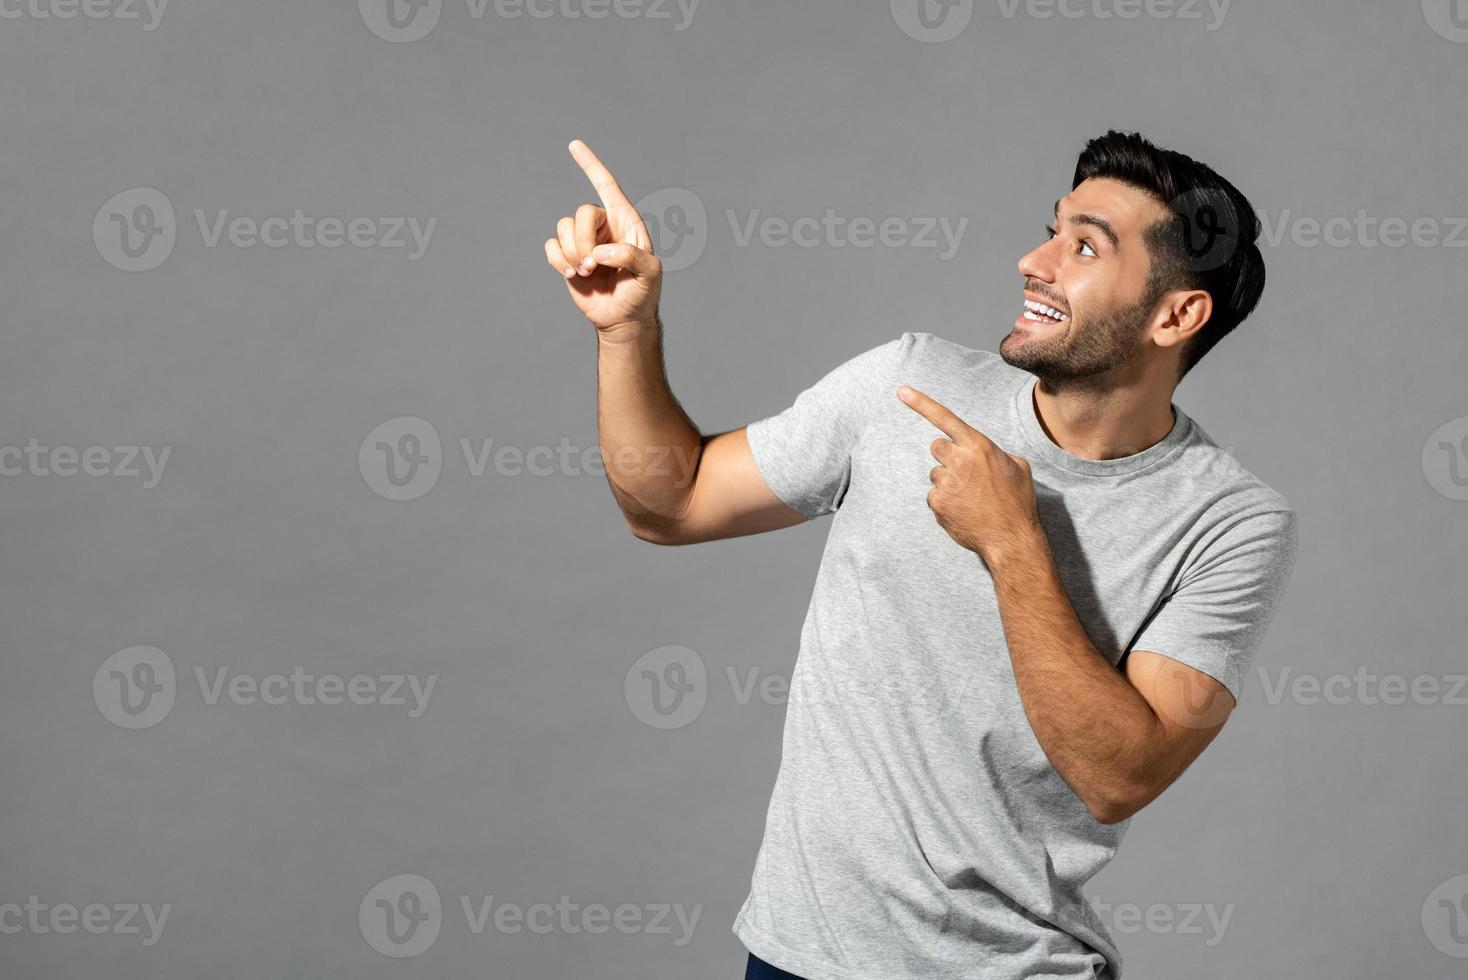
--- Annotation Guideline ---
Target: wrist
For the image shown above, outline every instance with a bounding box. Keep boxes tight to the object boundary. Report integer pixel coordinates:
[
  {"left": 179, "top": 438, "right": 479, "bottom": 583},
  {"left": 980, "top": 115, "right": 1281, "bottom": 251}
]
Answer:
[
  {"left": 596, "top": 314, "right": 660, "bottom": 348},
  {"left": 981, "top": 519, "right": 1051, "bottom": 573}
]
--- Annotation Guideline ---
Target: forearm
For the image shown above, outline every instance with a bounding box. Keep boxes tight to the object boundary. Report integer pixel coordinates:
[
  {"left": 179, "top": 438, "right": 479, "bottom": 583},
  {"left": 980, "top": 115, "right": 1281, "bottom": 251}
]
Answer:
[
  {"left": 596, "top": 316, "right": 704, "bottom": 535},
  {"left": 986, "top": 530, "right": 1164, "bottom": 822}
]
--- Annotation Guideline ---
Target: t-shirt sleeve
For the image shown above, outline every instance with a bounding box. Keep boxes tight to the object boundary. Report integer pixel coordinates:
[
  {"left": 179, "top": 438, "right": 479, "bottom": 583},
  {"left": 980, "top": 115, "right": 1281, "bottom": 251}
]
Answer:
[
  {"left": 1128, "top": 507, "right": 1299, "bottom": 708},
  {"left": 745, "top": 333, "right": 911, "bottom": 520}
]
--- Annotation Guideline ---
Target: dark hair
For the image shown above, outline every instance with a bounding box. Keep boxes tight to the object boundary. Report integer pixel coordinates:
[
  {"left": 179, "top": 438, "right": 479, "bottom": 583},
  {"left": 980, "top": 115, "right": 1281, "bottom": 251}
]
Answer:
[{"left": 1072, "top": 130, "right": 1266, "bottom": 379}]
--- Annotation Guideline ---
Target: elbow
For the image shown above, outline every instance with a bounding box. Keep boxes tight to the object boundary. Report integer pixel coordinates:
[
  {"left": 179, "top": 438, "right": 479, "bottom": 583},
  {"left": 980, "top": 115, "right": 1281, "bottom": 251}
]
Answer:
[
  {"left": 1085, "top": 782, "right": 1148, "bottom": 826},
  {"left": 1090, "top": 802, "right": 1134, "bottom": 826},
  {"left": 625, "top": 515, "right": 688, "bottom": 547}
]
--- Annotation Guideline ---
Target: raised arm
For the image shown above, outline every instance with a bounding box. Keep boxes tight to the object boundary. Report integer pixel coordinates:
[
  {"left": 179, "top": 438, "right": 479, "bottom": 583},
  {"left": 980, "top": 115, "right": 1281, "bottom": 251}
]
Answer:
[{"left": 543, "top": 140, "right": 805, "bottom": 545}]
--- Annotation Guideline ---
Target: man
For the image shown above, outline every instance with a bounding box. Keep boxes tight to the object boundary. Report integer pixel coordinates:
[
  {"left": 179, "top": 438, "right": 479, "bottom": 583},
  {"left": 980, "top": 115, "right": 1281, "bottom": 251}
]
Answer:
[{"left": 543, "top": 130, "right": 1298, "bottom": 980}]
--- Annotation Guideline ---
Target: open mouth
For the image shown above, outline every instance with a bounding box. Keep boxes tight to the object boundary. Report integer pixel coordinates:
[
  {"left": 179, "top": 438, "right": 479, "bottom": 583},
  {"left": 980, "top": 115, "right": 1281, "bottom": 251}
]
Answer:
[{"left": 1020, "top": 298, "right": 1069, "bottom": 325}]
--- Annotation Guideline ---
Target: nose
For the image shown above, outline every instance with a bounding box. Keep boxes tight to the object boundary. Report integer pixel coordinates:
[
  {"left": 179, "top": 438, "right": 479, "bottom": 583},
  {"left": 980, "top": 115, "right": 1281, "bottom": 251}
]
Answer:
[{"left": 1017, "top": 237, "right": 1058, "bottom": 285}]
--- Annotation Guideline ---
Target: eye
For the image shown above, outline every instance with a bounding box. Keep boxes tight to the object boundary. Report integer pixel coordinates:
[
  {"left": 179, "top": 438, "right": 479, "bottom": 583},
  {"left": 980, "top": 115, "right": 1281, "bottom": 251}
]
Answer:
[{"left": 1046, "top": 225, "right": 1098, "bottom": 257}]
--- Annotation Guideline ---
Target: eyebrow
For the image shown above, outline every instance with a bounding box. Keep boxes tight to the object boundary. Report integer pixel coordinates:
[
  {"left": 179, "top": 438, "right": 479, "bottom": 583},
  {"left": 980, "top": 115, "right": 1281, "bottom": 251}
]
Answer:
[{"left": 1053, "top": 198, "right": 1119, "bottom": 249}]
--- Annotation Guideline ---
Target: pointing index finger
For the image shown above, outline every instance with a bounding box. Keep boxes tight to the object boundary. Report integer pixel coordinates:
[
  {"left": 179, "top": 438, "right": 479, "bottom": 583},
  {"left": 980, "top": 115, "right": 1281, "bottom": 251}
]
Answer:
[
  {"left": 568, "top": 139, "right": 634, "bottom": 212},
  {"left": 898, "top": 385, "right": 976, "bottom": 444}
]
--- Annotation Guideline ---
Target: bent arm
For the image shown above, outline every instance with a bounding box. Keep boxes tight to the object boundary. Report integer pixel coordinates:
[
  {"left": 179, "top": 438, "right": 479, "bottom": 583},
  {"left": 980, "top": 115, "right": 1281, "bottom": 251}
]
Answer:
[
  {"left": 598, "top": 319, "right": 805, "bottom": 545},
  {"left": 988, "top": 528, "right": 1232, "bottom": 825}
]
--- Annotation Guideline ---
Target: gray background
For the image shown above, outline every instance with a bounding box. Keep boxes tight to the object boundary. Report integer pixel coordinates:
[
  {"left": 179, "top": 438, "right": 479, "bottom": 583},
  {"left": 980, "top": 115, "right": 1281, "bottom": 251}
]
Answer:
[{"left": 3, "top": 0, "right": 1466, "bottom": 976}]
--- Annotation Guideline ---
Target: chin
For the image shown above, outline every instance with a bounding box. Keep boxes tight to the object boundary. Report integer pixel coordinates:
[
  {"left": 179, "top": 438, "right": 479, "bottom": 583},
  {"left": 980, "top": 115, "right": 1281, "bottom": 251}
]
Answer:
[{"left": 998, "top": 333, "right": 1046, "bottom": 372}]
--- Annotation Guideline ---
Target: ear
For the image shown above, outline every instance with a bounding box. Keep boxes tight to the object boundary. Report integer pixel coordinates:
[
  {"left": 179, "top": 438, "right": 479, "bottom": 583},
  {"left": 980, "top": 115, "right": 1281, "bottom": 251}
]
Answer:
[{"left": 1150, "top": 288, "right": 1212, "bottom": 351}]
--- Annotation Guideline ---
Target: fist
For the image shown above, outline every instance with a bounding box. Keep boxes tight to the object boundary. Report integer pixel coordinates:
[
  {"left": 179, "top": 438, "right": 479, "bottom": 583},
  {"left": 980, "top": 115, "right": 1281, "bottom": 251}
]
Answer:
[
  {"left": 544, "top": 140, "right": 663, "bottom": 342},
  {"left": 897, "top": 384, "right": 1043, "bottom": 563}
]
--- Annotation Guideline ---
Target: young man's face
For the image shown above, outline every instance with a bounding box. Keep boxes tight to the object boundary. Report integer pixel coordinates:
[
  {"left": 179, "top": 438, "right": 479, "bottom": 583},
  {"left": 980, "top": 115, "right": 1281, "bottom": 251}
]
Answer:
[{"left": 1001, "top": 177, "right": 1174, "bottom": 383}]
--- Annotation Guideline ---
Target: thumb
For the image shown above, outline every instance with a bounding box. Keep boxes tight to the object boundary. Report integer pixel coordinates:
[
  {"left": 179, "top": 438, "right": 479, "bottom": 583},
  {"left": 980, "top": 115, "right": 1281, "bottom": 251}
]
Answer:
[{"left": 591, "top": 242, "right": 661, "bottom": 279}]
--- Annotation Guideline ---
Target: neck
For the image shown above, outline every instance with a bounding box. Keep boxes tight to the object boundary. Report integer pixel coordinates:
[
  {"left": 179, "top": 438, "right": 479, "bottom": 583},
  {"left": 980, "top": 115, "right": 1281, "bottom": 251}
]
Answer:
[{"left": 1030, "top": 369, "right": 1178, "bottom": 461}]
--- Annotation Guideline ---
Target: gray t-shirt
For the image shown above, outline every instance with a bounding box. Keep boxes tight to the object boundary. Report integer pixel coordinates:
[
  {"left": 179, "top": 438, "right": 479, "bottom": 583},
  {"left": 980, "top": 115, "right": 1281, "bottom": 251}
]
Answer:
[{"left": 732, "top": 331, "right": 1299, "bottom": 979}]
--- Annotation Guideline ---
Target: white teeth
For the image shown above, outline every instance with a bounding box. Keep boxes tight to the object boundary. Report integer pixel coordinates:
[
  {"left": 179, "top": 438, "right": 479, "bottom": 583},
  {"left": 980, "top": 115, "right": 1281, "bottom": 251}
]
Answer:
[{"left": 1023, "top": 299, "right": 1068, "bottom": 322}]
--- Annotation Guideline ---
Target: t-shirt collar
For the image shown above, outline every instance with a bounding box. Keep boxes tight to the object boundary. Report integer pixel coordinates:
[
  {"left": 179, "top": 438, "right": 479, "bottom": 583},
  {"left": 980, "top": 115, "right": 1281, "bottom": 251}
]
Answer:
[{"left": 1010, "top": 372, "right": 1193, "bottom": 477}]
